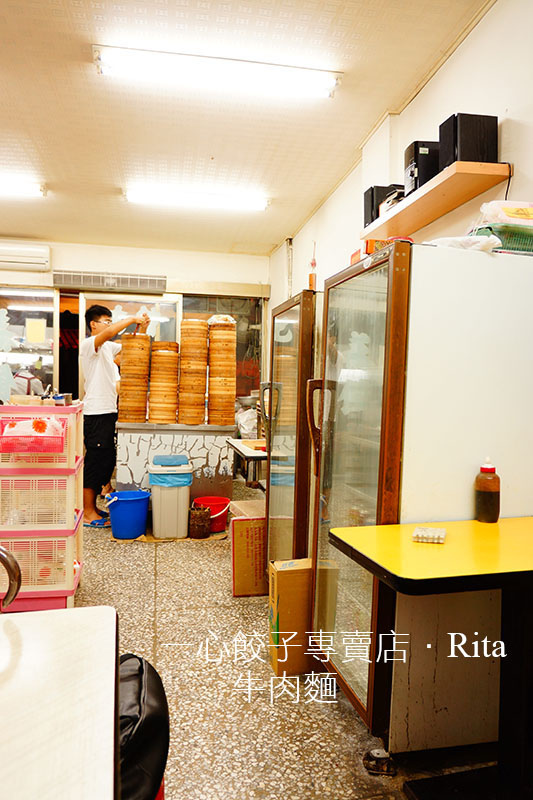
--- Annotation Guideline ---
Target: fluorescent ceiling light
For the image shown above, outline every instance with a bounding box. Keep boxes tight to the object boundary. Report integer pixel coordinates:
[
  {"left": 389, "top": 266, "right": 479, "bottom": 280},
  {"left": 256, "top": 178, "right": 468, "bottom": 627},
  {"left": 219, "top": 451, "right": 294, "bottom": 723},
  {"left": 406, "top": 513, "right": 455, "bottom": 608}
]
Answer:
[
  {"left": 93, "top": 45, "right": 341, "bottom": 99},
  {"left": 0, "top": 178, "right": 45, "bottom": 199},
  {"left": 7, "top": 305, "right": 53, "bottom": 313},
  {"left": 125, "top": 184, "right": 268, "bottom": 212}
]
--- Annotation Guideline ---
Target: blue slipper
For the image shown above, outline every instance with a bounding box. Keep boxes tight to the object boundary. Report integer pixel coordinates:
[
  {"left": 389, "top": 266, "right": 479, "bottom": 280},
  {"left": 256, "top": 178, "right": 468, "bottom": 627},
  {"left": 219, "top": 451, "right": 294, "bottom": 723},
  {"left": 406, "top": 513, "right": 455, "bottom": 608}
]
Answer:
[
  {"left": 84, "top": 517, "right": 111, "bottom": 528},
  {"left": 96, "top": 509, "right": 109, "bottom": 519}
]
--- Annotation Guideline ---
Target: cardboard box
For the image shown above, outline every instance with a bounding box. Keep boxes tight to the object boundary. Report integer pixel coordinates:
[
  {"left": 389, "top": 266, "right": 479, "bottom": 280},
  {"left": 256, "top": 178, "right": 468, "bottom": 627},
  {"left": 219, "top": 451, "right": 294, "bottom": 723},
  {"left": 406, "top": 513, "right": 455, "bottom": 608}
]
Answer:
[
  {"left": 229, "top": 498, "right": 266, "bottom": 519},
  {"left": 231, "top": 516, "right": 268, "bottom": 597},
  {"left": 268, "top": 558, "right": 314, "bottom": 675}
]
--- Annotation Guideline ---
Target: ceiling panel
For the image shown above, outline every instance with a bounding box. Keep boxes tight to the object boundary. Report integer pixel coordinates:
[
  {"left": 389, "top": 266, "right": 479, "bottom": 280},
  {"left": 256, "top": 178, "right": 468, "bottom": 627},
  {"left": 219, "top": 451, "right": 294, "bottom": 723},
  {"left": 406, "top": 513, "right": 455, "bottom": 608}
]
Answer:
[{"left": 0, "top": 0, "right": 495, "bottom": 255}]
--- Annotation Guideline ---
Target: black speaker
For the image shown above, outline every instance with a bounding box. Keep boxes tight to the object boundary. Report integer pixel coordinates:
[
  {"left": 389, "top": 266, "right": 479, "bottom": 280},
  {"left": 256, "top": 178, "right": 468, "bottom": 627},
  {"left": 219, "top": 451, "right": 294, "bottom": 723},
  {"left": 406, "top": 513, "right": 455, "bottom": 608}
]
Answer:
[
  {"left": 364, "top": 184, "right": 404, "bottom": 227},
  {"left": 439, "top": 113, "right": 498, "bottom": 171},
  {"left": 404, "top": 141, "right": 440, "bottom": 196}
]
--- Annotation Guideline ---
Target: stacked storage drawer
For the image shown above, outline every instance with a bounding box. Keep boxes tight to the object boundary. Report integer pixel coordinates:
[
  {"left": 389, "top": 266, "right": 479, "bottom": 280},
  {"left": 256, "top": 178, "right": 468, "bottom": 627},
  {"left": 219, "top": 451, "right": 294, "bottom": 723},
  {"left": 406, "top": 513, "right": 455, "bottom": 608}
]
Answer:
[{"left": 0, "top": 404, "right": 84, "bottom": 612}]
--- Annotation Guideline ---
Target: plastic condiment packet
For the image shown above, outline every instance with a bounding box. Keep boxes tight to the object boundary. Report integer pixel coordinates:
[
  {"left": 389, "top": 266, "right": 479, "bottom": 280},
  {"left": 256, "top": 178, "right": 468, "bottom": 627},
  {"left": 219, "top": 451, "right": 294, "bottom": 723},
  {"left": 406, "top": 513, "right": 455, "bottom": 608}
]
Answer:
[{"left": 412, "top": 526, "right": 446, "bottom": 543}]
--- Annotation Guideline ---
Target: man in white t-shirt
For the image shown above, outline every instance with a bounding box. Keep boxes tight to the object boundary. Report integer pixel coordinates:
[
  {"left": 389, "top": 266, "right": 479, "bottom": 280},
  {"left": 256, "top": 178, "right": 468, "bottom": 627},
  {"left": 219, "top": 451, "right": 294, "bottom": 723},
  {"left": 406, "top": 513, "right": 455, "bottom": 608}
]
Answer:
[{"left": 80, "top": 304, "right": 150, "bottom": 527}]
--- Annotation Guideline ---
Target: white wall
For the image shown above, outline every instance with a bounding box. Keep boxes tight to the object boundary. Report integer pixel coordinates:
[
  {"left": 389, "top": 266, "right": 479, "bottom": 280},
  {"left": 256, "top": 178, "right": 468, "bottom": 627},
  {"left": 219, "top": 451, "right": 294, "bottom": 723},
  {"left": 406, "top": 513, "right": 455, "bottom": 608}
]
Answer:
[
  {"left": 50, "top": 242, "right": 269, "bottom": 287},
  {"left": 0, "top": 240, "right": 269, "bottom": 290},
  {"left": 269, "top": 0, "right": 533, "bottom": 298},
  {"left": 269, "top": 164, "right": 363, "bottom": 303}
]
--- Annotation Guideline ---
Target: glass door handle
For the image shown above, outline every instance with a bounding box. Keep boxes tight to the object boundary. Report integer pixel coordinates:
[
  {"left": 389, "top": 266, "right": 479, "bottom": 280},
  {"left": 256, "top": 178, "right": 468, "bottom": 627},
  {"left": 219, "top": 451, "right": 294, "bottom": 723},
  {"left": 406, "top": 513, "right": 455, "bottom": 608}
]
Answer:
[
  {"left": 260, "top": 381, "right": 271, "bottom": 424},
  {"left": 260, "top": 382, "right": 281, "bottom": 430},
  {"left": 0, "top": 546, "right": 21, "bottom": 609},
  {"left": 271, "top": 383, "right": 281, "bottom": 422},
  {"left": 306, "top": 379, "right": 322, "bottom": 477}
]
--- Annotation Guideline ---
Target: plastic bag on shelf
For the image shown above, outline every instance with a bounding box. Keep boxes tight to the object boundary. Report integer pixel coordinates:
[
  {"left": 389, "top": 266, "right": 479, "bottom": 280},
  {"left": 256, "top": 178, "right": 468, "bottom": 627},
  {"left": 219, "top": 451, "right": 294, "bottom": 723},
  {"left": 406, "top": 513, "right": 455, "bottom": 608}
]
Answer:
[
  {"left": 479, "top": 201, "right": 533, "bottom": 226},
  {"left": 422, "top": 235, "right": 502, "bottom": 251}
]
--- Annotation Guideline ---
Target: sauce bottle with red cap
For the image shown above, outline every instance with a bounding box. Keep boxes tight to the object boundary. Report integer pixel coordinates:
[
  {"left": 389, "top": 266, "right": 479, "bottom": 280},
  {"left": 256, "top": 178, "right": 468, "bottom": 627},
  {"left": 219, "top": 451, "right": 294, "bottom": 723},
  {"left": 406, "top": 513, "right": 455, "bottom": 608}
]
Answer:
[{"left": 474, "top": 457, "right": 500, "bottom": 523}]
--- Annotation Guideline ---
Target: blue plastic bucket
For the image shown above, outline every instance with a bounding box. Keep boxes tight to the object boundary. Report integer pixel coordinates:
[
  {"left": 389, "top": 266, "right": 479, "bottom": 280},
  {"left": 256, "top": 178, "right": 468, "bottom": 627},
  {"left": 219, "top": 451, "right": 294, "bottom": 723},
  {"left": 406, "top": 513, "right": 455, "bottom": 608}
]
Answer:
[{"left": 106, "top": 490, "right": 150, "bottom": 540}]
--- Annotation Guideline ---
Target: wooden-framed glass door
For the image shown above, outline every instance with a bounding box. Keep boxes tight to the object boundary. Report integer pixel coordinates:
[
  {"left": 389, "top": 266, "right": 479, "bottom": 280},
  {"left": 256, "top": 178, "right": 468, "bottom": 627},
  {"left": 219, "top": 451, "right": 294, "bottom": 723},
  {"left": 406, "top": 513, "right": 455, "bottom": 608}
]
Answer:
[
  {"left": 308, "top": 243, "right": 411, "bottom": 734},
  {"left": 265, "top": 290, "right": 316, "bottom": 562}
]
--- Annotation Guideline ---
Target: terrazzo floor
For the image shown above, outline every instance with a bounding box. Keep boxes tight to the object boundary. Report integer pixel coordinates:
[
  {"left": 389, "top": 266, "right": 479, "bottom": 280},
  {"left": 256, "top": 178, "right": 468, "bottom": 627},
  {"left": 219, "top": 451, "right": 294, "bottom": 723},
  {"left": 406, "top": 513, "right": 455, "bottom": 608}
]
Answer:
[{"left": 75, "top": 479, "right": 488, "bottom": 800}]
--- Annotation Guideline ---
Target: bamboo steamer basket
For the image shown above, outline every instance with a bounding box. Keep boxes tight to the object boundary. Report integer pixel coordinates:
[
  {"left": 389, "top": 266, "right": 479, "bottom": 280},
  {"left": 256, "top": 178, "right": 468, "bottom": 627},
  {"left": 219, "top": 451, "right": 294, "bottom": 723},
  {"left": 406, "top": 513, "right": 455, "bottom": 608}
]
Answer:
[
  {"left": 181, "top": 321, "right": 208, "bottom": 347},
  {"left": 148, "top": 348, "right": 179, "bottom": 423},
  {"left": 180, "top": 346, "right": 207, "bottom": 356},
  {"left": 208, "top": 321, "right": 236, "bottom": 426},
  {"left": 120, "top": 333, "right": 151, "bottom": 357},
  {"left": 180, "top": 358, "right": 207, "bottom": 372},
  {"left": 179, "top": 375, "right": 207, "bottom": 392},
  {"left": 207, "top": 378, "right": 236, "bottom": 425},
  {"left": 152, "top": 341, "right": 179, "bottom": 352},
  {"left": 208, "top": 376, "right": 236, "bottom": 390},
  {"left": 179, "top": 320, "right": 208, "bottom": 423},
  {"left": 178, "top": 390, "right": 205, "bottom": 404},
  {"left": 178, "top": 406, "right": 206, "bottom": 424},
  {"left": 209, "top": 362, "right": 236, "bottom": 379},
  {"left": 182, "top": 319, "right": 208, "bottom": 332},
  {"left": 151, "top": 352, "right": 178, "bottom": 361},
  {"left": 178, "top": 392, "right": 205, "bottom": 424},
  {"left": 209, "top": 321, "right": 235, "bottom": 330},
  {"left": 118, "top": 333, "right": 151, "bottom": 422},
  {"left": 181, "top": 337, "right": 207, "bottom": 352}
]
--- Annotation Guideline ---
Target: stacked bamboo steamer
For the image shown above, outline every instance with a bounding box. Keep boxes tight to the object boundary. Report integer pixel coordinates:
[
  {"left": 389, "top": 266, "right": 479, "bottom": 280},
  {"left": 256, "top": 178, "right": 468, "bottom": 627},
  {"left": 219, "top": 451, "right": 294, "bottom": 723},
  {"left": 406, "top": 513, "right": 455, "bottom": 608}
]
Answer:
[
  {"left": 148, "top": 341, "right": 179, "bottom": 424},
  {"left": 208, "top": 318, "right": 236, "bottom": 425},
  {"left": 118, "top": 333, "right": 151, "bottom": 423},
  {"left": 178, "top": 319, "right": 208, "bottom": 425}
]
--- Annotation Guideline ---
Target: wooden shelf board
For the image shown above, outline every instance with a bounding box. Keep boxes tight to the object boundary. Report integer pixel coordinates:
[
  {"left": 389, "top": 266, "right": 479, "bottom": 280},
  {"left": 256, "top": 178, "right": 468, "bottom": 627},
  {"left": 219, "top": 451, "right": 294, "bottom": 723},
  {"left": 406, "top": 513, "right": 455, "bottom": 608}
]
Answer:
[{"left": 360, "top": 161, "right": 512, "bottom": 240}]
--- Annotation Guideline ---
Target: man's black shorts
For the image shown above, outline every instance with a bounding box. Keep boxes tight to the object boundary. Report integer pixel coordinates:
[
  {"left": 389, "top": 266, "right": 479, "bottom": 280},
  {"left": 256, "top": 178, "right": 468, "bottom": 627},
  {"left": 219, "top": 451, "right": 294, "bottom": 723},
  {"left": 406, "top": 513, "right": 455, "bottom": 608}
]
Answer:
[{"left": 83, "top": 412, "right": 118, "bottom": 492}]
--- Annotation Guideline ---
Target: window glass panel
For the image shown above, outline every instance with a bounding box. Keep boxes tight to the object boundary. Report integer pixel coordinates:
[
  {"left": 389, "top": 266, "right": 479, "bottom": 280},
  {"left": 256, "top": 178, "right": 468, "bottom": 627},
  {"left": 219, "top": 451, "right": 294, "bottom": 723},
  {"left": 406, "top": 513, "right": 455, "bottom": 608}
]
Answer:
[
  {"left": 0, "top": 289, "right": 54, "bottom": 397},
  {"left": 183, "top": 296, "right": 262, "bottom": 397},
  {"left": 83, "top": 297, "right": 177, "bottom": 342}
]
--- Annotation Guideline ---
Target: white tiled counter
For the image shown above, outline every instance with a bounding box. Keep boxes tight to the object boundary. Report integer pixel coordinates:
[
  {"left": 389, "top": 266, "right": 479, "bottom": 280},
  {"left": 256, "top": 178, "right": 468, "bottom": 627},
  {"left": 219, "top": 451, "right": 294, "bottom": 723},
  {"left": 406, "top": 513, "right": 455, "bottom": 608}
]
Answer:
[{"left": 116, "top": 422, "right": 236, "bottom": 499}]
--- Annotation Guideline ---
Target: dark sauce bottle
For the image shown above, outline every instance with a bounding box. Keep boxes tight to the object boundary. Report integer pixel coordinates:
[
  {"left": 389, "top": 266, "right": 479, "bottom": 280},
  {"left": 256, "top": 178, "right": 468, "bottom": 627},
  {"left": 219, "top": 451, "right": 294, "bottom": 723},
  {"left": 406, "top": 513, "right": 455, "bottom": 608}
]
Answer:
[{"left": 474, "top": 458, "right": 500, "bottom": 523}]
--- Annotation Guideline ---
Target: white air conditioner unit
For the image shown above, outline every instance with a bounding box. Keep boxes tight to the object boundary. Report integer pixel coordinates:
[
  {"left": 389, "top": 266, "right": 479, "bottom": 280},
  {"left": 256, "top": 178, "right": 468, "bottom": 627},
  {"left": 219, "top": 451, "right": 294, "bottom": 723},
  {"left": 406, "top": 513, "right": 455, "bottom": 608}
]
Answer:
[{"left": 0, "top": 241, "right": 51, "bottom": 272}]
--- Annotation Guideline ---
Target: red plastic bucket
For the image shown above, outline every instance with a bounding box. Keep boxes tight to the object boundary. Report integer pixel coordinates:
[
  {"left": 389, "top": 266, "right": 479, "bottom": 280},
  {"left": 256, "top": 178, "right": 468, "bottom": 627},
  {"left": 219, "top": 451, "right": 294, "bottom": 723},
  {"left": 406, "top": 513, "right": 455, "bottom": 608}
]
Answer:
[{"left": 192, "top": 496, "right": 231, "bottom": 533}]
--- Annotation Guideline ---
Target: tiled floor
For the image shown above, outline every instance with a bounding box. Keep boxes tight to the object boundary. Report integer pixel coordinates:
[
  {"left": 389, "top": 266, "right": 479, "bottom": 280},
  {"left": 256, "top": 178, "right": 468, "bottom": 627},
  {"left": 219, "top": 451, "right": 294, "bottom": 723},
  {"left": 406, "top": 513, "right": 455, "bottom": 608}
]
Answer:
[{"left": 75, "top": 480, "right": 452, "bottom": 800}]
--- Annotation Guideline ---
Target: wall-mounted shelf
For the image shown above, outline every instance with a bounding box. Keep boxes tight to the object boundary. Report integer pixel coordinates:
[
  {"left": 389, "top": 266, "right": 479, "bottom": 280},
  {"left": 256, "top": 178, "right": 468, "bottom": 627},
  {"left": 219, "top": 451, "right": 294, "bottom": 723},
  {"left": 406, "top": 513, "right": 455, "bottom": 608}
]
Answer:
[{"left": 360, "top": 161, "right": 512, "bottom": 240}]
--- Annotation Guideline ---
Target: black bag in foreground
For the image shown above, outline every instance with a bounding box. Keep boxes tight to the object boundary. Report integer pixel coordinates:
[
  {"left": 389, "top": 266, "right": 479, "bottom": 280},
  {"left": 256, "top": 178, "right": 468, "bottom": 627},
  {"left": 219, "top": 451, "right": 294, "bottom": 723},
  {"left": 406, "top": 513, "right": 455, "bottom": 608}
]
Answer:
[{"left": 119, "top": 653, "right": 170, "bottom": 800}]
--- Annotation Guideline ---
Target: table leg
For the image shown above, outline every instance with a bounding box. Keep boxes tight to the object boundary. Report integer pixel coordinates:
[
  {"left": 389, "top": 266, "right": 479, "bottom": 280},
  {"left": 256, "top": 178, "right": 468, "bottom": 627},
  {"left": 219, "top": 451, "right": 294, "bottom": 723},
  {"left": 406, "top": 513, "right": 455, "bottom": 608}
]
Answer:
[
  {"left": 404, "top": 581, "right": 533, "bottom": 799},
  {"left": 246, "top": 458, "right": 260, "bottom": 488}
]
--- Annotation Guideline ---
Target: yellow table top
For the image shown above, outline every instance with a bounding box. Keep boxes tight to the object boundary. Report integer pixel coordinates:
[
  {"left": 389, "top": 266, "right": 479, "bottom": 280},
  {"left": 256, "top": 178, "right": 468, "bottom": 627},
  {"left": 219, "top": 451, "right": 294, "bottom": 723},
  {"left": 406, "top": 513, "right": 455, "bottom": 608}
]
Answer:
[{"left": 330, "top": 517, "right": 533, "bottom": 593}]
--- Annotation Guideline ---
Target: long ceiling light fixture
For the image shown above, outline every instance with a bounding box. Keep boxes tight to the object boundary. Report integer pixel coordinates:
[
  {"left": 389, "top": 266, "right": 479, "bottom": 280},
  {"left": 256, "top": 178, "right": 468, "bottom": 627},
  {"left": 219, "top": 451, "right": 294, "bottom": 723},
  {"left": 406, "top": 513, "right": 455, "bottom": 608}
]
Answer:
[
  {"left": 125, "top": 184, "right": 269, "bottom": 212},
  {"left": 93, "top": 45, "right": 342, "bottom": 99},
  {"left": 0, "top": 177, "right": 46, "bottom": 199}
]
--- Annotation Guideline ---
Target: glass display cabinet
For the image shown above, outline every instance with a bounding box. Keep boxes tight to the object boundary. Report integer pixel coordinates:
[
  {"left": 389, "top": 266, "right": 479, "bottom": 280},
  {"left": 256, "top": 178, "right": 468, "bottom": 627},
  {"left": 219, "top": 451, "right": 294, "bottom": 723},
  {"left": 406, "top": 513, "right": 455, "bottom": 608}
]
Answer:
[
  {"left": 263, "top": 290, "right": 320, "bottom": 562},
  {"left": 306, "top": 241, "right": 528, "bottom": 752},
  {"left": 307, "top": 244, "right": 407, "bottom": 732}
]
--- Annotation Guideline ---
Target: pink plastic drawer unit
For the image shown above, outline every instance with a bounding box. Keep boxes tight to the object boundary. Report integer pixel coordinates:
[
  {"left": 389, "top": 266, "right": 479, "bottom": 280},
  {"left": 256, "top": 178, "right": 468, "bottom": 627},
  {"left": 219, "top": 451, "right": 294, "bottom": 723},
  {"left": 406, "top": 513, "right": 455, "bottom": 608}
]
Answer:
[
  {"left": 0, "top": 459, "right": 83, "bottom": 532},
  {"left": 0, "top": 562, "right": 82, "bottom": 613},
  {"left": 0, "top": 512, "right": 83, "bottom": 594},
  {"left": 0, "top": 404, "right": 83, "bottom": 470}
]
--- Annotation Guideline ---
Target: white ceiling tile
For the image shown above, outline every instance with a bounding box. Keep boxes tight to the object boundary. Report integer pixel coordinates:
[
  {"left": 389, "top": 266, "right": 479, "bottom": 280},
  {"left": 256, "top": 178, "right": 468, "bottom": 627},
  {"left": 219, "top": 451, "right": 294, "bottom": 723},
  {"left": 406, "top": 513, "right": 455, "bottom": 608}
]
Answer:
[{"left": 0, "top": 0, "right": 496, "bottom": 255}]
